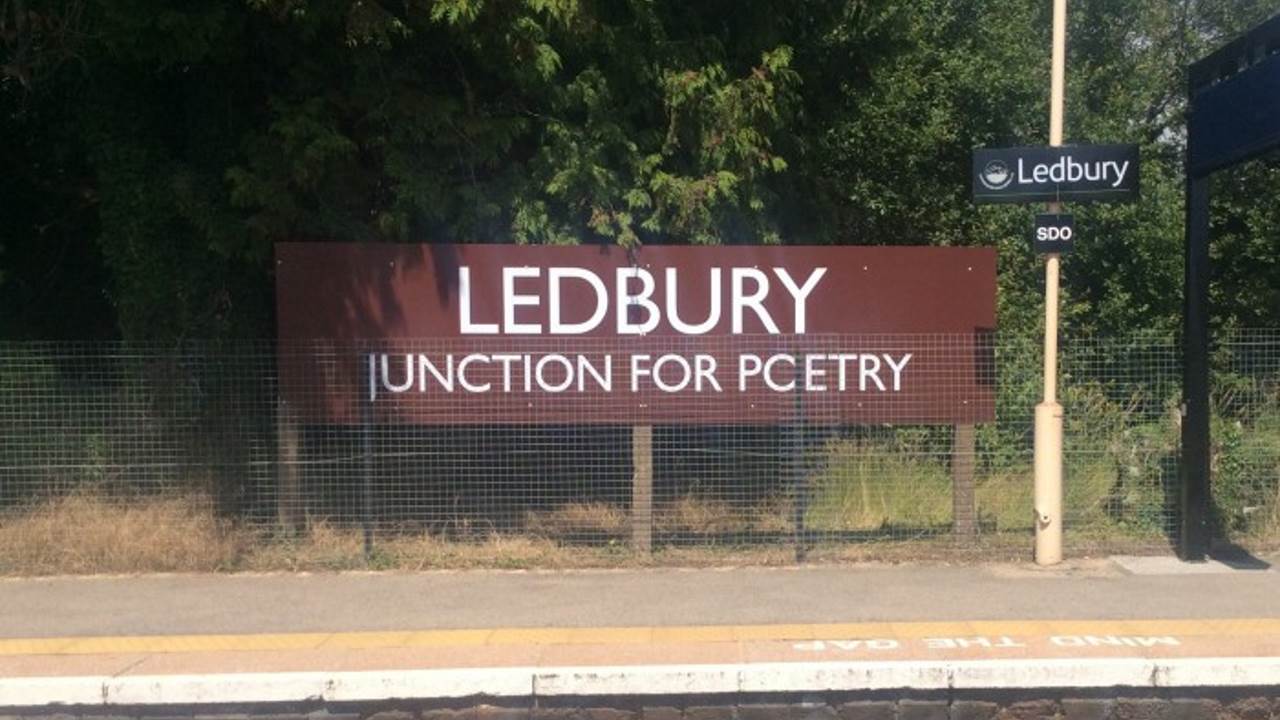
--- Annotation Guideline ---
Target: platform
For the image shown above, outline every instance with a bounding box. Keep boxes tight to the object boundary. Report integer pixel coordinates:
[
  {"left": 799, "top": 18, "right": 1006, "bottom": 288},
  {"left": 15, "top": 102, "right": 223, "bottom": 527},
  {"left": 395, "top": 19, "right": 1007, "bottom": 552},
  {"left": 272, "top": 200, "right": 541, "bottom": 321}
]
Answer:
[{"left": 2, "top": 557, "right": 1278, "bottom": 706}]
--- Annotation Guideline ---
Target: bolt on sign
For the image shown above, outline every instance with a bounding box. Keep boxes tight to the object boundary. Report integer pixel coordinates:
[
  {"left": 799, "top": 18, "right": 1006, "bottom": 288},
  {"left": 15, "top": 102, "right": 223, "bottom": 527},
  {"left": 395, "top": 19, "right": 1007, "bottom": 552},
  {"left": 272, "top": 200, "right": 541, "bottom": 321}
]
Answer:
[{"left": 275, "top": 243, "right": 996, "bottom": 425}]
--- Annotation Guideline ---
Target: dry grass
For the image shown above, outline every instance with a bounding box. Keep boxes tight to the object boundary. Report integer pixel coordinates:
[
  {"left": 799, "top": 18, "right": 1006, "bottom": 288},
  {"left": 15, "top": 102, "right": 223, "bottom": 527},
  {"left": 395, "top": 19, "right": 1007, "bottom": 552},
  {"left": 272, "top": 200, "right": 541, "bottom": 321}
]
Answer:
[
  {"left": 0, "top": 494, "right": 629, "bottom": 575},
  {"left": 0, "top": 490, "right": 247, "bottom": 575},
  {"left": 656, "top": 494, "right": 796, "bottom": 536},
  {"left": 749, "top": 496, "right": 797, "bottom": 534},
  {"left": 0, "top": 490, "right": 1254, "bottom": 577},
  {"left": 240, "top": 520, "right": 367, "bottom": 571},
  {"left": 657, "top": 495, "right": 743, "bottom": 535},
  {"left": 244, "top": 524, "right": 614, "bottom": 571},
  {"left": 375, "top": 534, "right": 612, "bottom": 570},
  {"left": 522, "top": 496, "right": 794, "bottom": 542},
  {"left": 524, "top": 502, "right": 628, "bottom": 541}
]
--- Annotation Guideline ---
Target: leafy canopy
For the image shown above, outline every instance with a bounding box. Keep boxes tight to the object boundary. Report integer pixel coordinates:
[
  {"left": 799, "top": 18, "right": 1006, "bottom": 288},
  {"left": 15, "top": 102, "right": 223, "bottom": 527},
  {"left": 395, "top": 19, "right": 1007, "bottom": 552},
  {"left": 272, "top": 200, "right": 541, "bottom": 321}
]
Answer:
[{"left": 1, "top": 0, "right": 1277, "bottom": 339}]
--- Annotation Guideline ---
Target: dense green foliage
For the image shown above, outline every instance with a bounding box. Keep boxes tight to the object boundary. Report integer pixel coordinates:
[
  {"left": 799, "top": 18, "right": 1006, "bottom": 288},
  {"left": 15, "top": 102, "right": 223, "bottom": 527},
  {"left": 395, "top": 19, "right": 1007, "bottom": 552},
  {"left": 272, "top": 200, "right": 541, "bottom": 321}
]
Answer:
[{"left": 2, "top": 0, "right": 1278, "bottom": 340}]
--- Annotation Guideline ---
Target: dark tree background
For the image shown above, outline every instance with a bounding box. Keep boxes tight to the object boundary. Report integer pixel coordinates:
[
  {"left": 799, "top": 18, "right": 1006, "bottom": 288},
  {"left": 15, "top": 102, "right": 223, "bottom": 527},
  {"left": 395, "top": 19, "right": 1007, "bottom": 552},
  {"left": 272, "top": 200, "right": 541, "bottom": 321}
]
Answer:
[{"left": 2, "top": 0, "right": 1278, "bottom": 342}]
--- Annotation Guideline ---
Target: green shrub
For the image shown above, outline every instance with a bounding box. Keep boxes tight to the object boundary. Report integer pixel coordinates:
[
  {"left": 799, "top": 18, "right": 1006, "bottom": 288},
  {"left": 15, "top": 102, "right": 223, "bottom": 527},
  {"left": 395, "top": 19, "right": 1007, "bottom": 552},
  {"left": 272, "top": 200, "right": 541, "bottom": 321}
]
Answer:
[
  {"left": 1213, "top": 409, "right": 1280, "bottom": 536},
  {"left": 805, "top": 438, "right": 952, "bottom": 533}
]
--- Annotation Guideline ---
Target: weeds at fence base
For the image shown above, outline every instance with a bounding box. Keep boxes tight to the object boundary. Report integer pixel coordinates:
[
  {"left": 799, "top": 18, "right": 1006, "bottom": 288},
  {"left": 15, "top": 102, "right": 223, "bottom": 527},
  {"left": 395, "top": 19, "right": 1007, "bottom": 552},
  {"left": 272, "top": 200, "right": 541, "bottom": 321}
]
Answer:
[
  {"left": 4, "top": 490, "right": 1264, "bottom": 576},
  {"left": 0, "top": 491, "right": 243, "bottom": 575}
]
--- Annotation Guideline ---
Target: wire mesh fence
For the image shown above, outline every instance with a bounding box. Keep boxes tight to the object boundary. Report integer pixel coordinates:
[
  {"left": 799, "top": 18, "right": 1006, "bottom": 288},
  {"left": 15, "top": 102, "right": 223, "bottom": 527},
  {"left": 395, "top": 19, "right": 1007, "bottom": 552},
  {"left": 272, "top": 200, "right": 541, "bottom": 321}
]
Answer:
[{"left": 0, "top": 331, "right": 1276, "bottom": 570}]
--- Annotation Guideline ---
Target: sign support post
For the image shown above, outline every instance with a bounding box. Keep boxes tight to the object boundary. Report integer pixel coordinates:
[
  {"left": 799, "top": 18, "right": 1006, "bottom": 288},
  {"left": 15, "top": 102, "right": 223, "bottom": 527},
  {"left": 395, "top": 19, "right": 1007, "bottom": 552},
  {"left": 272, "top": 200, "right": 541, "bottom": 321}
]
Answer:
[
  {"left": 360, "top": 359, "right": 375, "bottom": 563},
  {"left": 972, "top": 5, "right": 1140, "bottom": 564},
  {"left": 952, "top": 424, "right": 977, "bottom": 537},
  {"left": 276, "top": 398, "right": 303, "bottom": 534},
  {"left": 631, "top": 425, "right": 654, "bottom": 552},
  {"left": 1034, "top": 0, "right": 1068, "bottom": 565}
]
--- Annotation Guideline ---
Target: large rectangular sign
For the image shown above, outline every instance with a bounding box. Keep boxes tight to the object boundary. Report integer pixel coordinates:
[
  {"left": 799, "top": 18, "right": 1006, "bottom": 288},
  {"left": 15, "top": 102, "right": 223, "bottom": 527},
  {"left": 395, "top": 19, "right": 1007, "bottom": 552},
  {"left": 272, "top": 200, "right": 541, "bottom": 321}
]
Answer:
[
  {"left": 972, "top": 144, "right": 1139, "bottom": 204},
  {"left": 276, "top": 243, "right": 996, "bottom": 425}
]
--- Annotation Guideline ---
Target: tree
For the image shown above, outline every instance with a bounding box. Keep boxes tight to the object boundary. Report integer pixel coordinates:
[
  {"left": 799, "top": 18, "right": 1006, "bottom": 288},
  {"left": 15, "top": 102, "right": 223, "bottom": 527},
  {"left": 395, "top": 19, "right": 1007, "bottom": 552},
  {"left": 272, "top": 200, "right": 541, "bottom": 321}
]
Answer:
[{"left": 2, "top": 0, "right": 1278, "bottom": 340}]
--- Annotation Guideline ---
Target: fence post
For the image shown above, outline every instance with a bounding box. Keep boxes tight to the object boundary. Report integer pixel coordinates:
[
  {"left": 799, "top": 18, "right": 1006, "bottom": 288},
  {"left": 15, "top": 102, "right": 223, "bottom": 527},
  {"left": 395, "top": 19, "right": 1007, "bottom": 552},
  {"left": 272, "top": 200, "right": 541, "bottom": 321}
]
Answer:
[
  {"left": 360, "top": 360, "right": 375, "bottom": 563},
  {"left": 631, "top": 425, "right": 653, "bottom": 552},
  {"left": 791, "top": 361, "right": 808, "bottom": 562},
  {"left": 952, "top": 424, "right": 977, "bottom": 537},
  {"left": 276, "top": 399, "right": 303, "bottom": 533}
]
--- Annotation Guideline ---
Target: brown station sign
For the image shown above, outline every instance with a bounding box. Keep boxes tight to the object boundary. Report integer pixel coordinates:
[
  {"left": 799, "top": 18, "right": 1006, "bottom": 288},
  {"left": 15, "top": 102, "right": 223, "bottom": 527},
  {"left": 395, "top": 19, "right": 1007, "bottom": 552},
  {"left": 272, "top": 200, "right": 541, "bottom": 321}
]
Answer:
[{"left": 275, "top": 243, "right": 996, "bottom": 425}]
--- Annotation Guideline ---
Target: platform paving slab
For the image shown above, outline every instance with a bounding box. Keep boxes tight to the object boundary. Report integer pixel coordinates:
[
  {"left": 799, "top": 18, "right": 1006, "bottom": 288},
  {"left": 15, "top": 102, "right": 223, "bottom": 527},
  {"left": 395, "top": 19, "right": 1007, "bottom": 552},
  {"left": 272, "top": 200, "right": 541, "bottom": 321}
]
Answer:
[{"left": 1, "top": 559, "right": 1279, "bottom": 709}]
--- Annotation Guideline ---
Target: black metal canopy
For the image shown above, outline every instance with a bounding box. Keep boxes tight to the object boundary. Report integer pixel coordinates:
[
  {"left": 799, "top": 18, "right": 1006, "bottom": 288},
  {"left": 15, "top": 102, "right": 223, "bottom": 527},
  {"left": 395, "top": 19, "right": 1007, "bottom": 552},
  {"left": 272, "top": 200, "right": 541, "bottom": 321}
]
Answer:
[{"left": 1181, "top": 13, "right": 1280, "bottom": 560}]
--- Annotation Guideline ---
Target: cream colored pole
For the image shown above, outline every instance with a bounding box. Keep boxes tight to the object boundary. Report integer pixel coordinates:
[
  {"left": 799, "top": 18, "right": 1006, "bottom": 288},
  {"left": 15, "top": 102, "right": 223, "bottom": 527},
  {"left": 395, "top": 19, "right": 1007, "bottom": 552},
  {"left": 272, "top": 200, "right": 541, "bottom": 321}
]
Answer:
[{"left": 1035, "top": 0, "right": 1067, "bottom": 565}]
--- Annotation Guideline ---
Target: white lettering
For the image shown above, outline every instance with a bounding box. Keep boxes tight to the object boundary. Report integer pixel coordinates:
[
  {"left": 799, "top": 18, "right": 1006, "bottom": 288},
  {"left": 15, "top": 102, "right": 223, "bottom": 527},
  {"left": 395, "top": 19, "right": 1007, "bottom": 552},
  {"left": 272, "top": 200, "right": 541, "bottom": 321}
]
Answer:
[
  {"left": 792, "top": 639, "right": 900, "bottom": 653},
  {"left": 1066, "top": 156, "right": 1083, "bottom": 182},
  {"left": 457, "top": 354, "right": 490, "bottom": 392},
  {"left": 1013, "top": 155, "right": 1131, "bottom": 190},
  {"left": 884, "top": 353, "right": 912, "bottom": 391},
  {"left": 652, "top": 355, "right": 692, "bottom": 393},
  {"left": 833, "top": 353, "right": 857, "bottom": 391},
  {"left": 804, "top": 353, "right": 827, "bottom": 391},
  {"left": 764, "top": 354, "right": 796, "bottom": 392},
  {"left": 549, "top": 267, "right": 608, "bottom": 334},
  {"left": 535, "top": 354, "right": 574, "bottom": 392},
  {"left": 419, "top": 354, "right": 454, "bottom": 391},
  {"left": 731, "top": 268, "right": 780, "bottom": 334},
  {"left": 739, "top": 354, "right": 763, "bottom": 391},
  {"left": 631, "top": 354, "right": 652, "bottom": 391},
  {"left": 503, "top": 267, "right": 542, "bottom": 334},
  {"left": 492, "top": 353, "right": 521, "bottom": 392},
  {"left": 859, "top": 354, "right": 886, "bottom": 391},
  {"left": 578, "top": 355, "right": 612, "bottom": 392},
  {"left": 695, "top": 354, "right": 722, "bottom": 392},
  {"left": 381, "top": 354, "right": 415, "bottom": 393},
  {"left": 774, "top": 267, "right": 826, "bottom": 333},
  {"left": 459, "top": 267, "right": 498, "bottom": 334},
  {"left": 1018, "top": 158, "right": 1032, "bottom": 184},
  {"left": 1111, "top": 160, "right": 1130, "bottom": 187},
  {"left": 1053, "top": 635, "right": 1179, "bottom": 647},
  {"left": 617, "top": 268, "right": 660, "bottom": 335},
  {"left": 666, "top": 268, "right": 721, "bottom": 334},
  {"left": 460, "top": 263, "right": 834, "bottom": 337},
  {"left": 1048, "top": 158, "right": 1065, "bottom": 183}
]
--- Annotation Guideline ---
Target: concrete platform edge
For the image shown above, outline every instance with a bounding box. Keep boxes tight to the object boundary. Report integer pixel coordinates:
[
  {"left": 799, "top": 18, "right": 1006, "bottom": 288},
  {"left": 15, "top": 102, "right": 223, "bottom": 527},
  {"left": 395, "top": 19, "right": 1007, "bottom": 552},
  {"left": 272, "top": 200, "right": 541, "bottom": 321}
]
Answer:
[{"left": 4, "top": 657, "right": 1280, "bottom": 708}]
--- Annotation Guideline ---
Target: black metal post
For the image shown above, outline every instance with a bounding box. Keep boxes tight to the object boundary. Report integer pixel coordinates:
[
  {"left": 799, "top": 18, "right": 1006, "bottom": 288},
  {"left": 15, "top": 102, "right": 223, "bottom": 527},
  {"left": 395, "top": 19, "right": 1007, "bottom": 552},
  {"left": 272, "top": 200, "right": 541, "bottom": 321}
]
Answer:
[
  {"left": 1180, "top": 173, "right": 1211, "bottom": 561},
  {"left": 1180, "top": 12, "right": 1280, "bottom": 560}
]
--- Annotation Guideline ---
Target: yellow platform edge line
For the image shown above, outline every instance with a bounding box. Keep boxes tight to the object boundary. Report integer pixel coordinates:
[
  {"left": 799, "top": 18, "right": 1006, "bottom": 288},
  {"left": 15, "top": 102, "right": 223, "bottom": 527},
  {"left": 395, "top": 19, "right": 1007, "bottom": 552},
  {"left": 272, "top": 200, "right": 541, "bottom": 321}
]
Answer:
[{"left": 2, "top": 618, "right": 1278, "bottom": 657}]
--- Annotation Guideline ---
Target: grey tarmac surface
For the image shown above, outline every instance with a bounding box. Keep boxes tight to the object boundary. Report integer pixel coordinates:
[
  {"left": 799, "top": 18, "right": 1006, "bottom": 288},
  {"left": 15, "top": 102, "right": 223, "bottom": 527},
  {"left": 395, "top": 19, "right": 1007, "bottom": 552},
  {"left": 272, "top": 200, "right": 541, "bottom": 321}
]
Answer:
[{"left": 1, "top": 556, "right": 1277, "bottom": 639}]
